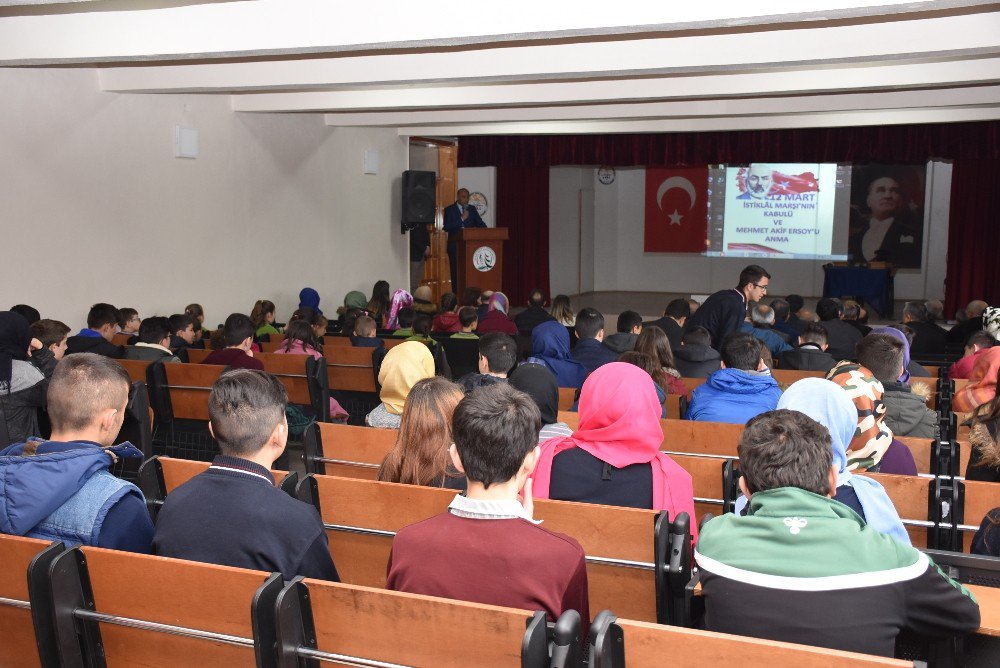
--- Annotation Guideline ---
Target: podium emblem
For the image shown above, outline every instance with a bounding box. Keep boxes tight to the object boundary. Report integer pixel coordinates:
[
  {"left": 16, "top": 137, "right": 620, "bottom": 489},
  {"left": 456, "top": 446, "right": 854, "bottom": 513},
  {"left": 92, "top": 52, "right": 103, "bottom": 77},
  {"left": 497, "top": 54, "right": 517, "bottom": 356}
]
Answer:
[{"left": 473, "top": 246, "right": 496, "bottom": 272}]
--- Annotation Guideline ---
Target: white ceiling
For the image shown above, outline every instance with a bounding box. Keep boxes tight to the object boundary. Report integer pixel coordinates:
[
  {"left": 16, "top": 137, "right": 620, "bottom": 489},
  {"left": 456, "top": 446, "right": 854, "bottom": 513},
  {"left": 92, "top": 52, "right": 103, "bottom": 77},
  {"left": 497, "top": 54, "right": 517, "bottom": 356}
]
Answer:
[{"left": 2, "top": 0, "right": 999, "bottom": 135}]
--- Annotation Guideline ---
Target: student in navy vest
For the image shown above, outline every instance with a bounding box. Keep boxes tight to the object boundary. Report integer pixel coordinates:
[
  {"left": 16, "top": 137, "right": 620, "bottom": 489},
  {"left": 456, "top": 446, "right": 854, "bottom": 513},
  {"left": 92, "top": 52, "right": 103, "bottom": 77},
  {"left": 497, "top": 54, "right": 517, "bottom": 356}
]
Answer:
[
  {"left": 442, "top": 188, "right": 486, "bottom": 289},
  {"left": 0, "top": 353, "right": 153, "bottom": 553},
  {"left": 153, "top": 369, "right": 339, "bottom": 581}
]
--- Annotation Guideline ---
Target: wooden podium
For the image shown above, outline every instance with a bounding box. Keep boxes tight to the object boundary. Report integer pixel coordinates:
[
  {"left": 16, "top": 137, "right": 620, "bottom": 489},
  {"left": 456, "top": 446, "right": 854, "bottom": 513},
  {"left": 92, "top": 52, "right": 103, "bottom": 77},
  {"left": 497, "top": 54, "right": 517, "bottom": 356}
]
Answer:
[{"left": 456, "top": 228, "right": 509, "bottom": 294}]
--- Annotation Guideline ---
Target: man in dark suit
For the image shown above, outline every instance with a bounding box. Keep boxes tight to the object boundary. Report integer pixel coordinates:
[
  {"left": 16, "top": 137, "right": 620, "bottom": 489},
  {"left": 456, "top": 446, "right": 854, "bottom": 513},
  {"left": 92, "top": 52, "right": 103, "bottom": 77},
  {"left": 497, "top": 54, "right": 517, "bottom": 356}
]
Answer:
[
  {"left": 780, "top": 323, "right": 838, "bottom": 372},
  {"left": 847, "top": 175, "right": 923, "bottom": 268},
  {"left": 816, "top": 298, "right": 862, "bottom": 361},
  {"left": 644, "top": 298, "right": 689, "bottom": 351},
  {"left": 901, "top": 301, "right": 947, "bottom": 358},
  {"left": 947, "top": 300, "right": 988, "bottom": 348},
  {"left": 442, "top": 188, "right": 486, "bottom": 290}
]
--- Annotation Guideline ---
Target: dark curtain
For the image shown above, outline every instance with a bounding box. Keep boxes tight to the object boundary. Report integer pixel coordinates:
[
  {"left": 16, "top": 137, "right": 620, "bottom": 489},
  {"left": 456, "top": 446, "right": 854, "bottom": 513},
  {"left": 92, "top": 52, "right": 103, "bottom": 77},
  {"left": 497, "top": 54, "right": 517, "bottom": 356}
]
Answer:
[
  {"left": 460, "top": 121, "right": 1000, "bottom": 167},
  {"left": 945, "top": 159, "right": 1000, "bottom": 316},
  {"left": 495, "top": 166, "right": 550, "bottom": 306}
]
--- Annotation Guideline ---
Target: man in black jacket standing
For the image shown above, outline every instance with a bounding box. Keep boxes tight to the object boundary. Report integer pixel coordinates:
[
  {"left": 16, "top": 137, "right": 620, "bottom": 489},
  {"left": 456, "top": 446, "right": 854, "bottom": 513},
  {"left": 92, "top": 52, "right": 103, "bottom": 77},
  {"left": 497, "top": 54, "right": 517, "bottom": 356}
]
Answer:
[{"left": 685, "top": 265, "right": 770, "bottom": 350}]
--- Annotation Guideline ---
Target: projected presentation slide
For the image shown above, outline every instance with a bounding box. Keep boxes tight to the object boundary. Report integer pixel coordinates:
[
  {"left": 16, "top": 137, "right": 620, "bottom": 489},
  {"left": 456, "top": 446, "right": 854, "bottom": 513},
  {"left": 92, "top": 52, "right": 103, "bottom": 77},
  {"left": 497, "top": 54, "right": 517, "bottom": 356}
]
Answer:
[{"left": 706, "top": 163, "right": 852, "bottom": 260}]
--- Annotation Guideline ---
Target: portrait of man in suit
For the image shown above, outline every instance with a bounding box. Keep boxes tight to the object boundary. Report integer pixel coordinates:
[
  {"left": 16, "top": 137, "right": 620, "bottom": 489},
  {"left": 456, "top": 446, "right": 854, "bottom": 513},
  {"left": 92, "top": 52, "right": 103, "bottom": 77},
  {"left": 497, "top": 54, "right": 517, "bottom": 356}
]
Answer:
[{"left": 848, "top": 165, "right": 925, "bottom": 269}]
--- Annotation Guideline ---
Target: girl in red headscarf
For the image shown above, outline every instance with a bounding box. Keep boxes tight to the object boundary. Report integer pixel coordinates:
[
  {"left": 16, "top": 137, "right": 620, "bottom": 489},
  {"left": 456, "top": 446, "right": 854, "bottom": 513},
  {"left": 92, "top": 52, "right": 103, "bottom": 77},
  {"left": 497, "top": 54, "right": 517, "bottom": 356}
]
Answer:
[{"left": 530, "top": 362, "right": 696, "bottom": 535}]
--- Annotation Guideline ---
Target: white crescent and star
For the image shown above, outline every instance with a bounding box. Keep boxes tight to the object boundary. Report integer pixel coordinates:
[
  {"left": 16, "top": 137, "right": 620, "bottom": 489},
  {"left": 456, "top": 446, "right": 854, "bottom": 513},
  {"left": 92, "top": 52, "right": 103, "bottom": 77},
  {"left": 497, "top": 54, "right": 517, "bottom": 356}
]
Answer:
[{"left": 657, "top": 176, "right": 696, "bottom": 226}]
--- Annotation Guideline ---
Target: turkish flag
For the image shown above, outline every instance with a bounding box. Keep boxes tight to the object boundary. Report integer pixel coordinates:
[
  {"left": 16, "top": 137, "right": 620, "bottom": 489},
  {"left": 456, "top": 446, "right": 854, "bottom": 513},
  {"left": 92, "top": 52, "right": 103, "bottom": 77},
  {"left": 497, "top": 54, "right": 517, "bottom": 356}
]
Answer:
[
  {"left": 644, "top": 167, "right": 709, "bottom": 253},
  {"left": 770, "top": 171, "right": 820, "bottom": 196}
]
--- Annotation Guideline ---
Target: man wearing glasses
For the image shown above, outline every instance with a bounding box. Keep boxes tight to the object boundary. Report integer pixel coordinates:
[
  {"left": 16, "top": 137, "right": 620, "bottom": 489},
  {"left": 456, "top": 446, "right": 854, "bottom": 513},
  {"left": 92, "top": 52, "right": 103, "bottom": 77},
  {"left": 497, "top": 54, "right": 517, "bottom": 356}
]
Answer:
[{"left": 685, "top": 265, "right": 771, "bottom": 350}]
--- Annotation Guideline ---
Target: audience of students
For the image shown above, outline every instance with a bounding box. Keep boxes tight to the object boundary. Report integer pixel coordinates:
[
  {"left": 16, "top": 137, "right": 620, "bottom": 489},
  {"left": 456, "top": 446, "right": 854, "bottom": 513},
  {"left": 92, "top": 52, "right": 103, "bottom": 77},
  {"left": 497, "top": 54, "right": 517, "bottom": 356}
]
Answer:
[
  {"left": 901, "top": 301, "right": 947, "bottom": 357},
  {"left": 603, "top": 310, "right": 643, "bottom": 354},
  {"left": 367, "top": 341, "right": 435, "bottom": 428},
  {"left": 451, "top": 307, "right": 479, "bottom": 339},
  {"left": 66, "top": 303, "right": 126, "bottom": 358},
  {"left": 527, "top": 320, "right": 587, "bottom": 389},
  {"left": 775, "top": 379, "right": 910, "bottom": 544},
  {"left": 387, "top": 383, "right": 589, "bottom": 624},
  {"left": 250, "top": 299, "right": 282, "bottom": 339},
  {"left": 815, "top": 298, "right": 862, "bottom": 361},
  {"left": 0, "top": 353, "right": 153, "bottom": 551},
  {"left": 29, "top": 318, "right": 70, "bottom": 362},
  {"left": 476, "top": 292, "right": 518, "bottom": 336},
  {"left": 169, "top": 313, "right": 199, "bottom": 355},
  {"left": 964, "top": 367, "right": 1000, "bottom": 483},
  {"left": 412, "top": 285, "right": 437, "bottom": 315},
  {"left": 0, "top": 311, "right": 57, "bottom": 447},
  {"left": 123, "top": 316, "right": 181, "bottom": 363},
  {"left": 458, "top": 332, "right": 515, "bottom": 393},
  {"left": 856, "top": 332, "right": 937, "bottom": 438},
  {"left": 405, "top": 312, "right": 435, "bottom": 344},
  {"left": 432, "top": 292, "right": 461, "bottom": 333},
  {"left": 570, "top": 308, "right": 618, "bottom": 375},
  {"left": 673, "top": 326, "right": 722, "bottom": 379},
  {"left": 549, "top": 294, "right": 576, "bottom": 327},
  {"left": 696, "top": 409, "right": 979, "bottom": 657},
  {"left": 367, "top": 280, "right": 392, "bottom": 328},
  {"left": 953, "top": 347, "right": 1000, "bottom": 414},
  {"left": 508, "top": 362, "right": 573, "bottom": 442},
  {"left": 685, "top": 265, "right": 770, "bottom": 349},
  {"left": 391, "top": 307, "right": 416, "bottom": 338},
  {"left": 377, "top": 376, "right": 466, "bottom": 490},
  {"left": 950, "top": 330, "right": 996, "bottom": 380},
  {"left": 532, "top": 363, "right": 696, "bottom": 525},
  {"left": 350, "top": 315, "right": 384, "bottom": 348},
  {"left": 780, "top": 323, "right": 837, "bottom": 372},
  {"left": 514, "top": 289, "right": 555, "bottom": 335},
  {"left": 386, "top": 289, "right": 413, "bottom": 331},
  {"left": 826, "top": 361, "right": 918, "bottom": 476},
  {"left": 643, "top": 298, "right": 689, "bottom": 351},
  {"left": 634, "top": 325, "right": 691, "bottom": 399},
  {"left": 201, "top": 313, "right": 264, "bottom": 371},
  {"left": 686, "top": 333, "right": 781, "bottom": 424},
  {"left": 740, "top": 304, "right": 792, "bottom": 357},
  {"left": 153, "top": 369, "right": 338, "bottom": 580},
  {"left": 119, "top": 307, "right": 141, "bottom": 336}
]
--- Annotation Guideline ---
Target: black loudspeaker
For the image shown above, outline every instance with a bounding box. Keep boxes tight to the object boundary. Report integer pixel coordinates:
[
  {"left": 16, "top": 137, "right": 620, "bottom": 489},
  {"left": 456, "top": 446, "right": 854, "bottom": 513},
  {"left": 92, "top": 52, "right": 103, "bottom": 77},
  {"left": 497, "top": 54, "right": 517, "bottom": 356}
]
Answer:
[{"left": 401, "top": 170, "right": 436, "bottom": 232}]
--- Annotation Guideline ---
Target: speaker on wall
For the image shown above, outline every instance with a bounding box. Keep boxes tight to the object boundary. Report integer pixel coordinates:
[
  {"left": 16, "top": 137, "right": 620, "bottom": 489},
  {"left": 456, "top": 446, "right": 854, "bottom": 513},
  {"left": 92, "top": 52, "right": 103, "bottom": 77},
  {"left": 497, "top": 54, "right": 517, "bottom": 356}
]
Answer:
[{"left": 401, "top": 170, "right": 436, "bottom": 233}]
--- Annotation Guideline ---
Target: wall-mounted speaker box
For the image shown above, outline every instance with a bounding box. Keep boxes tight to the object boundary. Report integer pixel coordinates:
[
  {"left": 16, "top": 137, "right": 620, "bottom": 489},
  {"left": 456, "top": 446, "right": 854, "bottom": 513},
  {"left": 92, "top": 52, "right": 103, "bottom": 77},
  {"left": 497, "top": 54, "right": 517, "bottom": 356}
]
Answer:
[{"left": 401, "top": 170, "right": 436, "bottom": 232}]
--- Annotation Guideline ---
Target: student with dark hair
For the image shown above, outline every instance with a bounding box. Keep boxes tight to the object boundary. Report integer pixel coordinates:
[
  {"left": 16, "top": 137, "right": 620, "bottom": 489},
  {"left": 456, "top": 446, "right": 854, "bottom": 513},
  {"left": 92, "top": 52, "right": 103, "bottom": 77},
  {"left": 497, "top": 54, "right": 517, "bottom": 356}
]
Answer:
[
  {"left": 432, "top": 292, "right": 461, "bottom": 333},
  {"left": 619, "top": 351, "right": 671, "bottom": 418},
  {"left": 451, "top": 307, "right": 479, "bottom": 339},
  {"left": 377, "top": 377, "right": 466, "bottom": 490},
  {"left": 0, "top": 353, "right": 152, "bottom": 551},
  {"left": 392, "top": 307, "right": 416, "bottom": 338},
  {"left": 251, "top": 299, "right": 281, "bottom": 339},
  {"left": 514, "top": 288, "right": 555, "bottom": 336},
  {"left": 387, "top": 383, "right": 589, "bottom": 624},
  {"left": 840, "top": 299, "right": 872, "bottom": 337},
  {"left": 571, "top": 308, "right": 618, "bottom": 375},
  {"left": 1, "top": 312, "right": 58, "bottom": 446},
  {"left": 124, "top": 317, "right": 181, "bottom": 363},
  {"left": 367, "top": 280, "right": 392, "bottom": 328},
  {"left": 686, "top": 333, "right": 781, "bottom": 424},
  {"left": 780, "top": 323, "right": 837, "bottom": 372},
  {"left": 604, "top": 310, "right": 643, "bottom": 354},
  {"left": 644, "top": 299, "right": 689, "bottom": 351},
  {"left": 696, "top": 409, "right": 979, "bottom": 657},
  {"left": 350, "top": 315, "right": 384, "bottom": 348},
  {"left": 815, "top": 298, "right": 862, "bottom": 361},
  {"left": 878, "top": 325, "right": 930, "bottom": 379},
  {"left": 856, "top": 332, "right": 936, "bottom": 438},
  {"left": 29, "top": 318, "right": 70, "bottom": 362},
  {"left": 527, "top": 321, "right": 587, "bottom": 389},
  {"left": 900, "top": 300, "right": 946, "bottom": 357},
  {"left": 509, "top": 363, "right": 573, "bottom": 442},
  {"left": 460, "top": 286, "right": 482, "bottom": 308},
  {"left": 550, "top": 294, "right": 576, "bottom": 327},
  {"left": 950, "top": 330, "right": 996, "bottom": 380},
  {"left": 673, "top": 326, "right": 722, "bottom": 378},
  {"left": 458, "top": 332, "right": 516, "bottom": 392},
  {"left": 634, "top": 325, "right": 690, "bottom": 399},
  {"left": 66, "top": 303, "right": 125, "bottom": 358},
  {"left": 405, "top": 312, "right": 434, "bottom": 343},
  {"left": 169, "top": 313, "right": 198, "bottom": 353},
  {"left": 769, "top": 298, "right": 797, "bottom": 341},
  {"left": 685, "top": 265, "right": 770, "bottom": 349},
  {"left": 153, "top": 369, "right": 339, "bottom": 581},
  {"left": 9, "top": 304, "right": 41, "bottom": 325},
  {"left": 119, "top": 308, "right": 140, "bottom": 335},
  {"left": 201, "top": 314, "right": 264, "bottom": 371},
  {"left": 783, "top": 294, "right": 810, "bottom": 335}
]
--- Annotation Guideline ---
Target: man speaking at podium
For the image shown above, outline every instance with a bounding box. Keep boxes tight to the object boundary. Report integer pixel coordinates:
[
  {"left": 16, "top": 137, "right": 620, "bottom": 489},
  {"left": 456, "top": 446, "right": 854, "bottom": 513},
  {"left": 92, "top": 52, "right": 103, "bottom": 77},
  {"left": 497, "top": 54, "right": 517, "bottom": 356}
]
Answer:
[{"left": 443, "top": 188, "right": 486, "bottom": 290}]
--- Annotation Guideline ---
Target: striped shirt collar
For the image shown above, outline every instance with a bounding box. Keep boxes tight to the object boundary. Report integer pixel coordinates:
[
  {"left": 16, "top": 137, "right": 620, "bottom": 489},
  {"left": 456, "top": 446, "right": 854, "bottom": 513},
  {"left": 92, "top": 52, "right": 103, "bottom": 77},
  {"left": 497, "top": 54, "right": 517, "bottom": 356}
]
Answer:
[
  {"left": 209, "top": 455, "right": 275, "bottom": 485},
  {"left": 448, "top": 494, "right": 540, "bottom": 524}
]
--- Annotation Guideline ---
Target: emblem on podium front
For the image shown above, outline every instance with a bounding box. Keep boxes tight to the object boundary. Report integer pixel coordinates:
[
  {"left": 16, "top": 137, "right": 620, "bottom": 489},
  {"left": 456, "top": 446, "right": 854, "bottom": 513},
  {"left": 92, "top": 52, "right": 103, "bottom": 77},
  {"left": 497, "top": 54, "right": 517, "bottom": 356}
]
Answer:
[{"left": 473, "top": 246, "right": 496, "bottom": 272}]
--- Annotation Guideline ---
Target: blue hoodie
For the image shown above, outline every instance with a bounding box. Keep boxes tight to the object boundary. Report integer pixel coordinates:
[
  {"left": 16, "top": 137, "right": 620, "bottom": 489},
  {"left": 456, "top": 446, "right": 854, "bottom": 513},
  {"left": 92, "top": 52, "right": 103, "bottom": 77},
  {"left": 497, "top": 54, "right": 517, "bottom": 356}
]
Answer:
[
  {"left": 0, "top": 440, "right": 153, "bottom": 553},
  {"left": 686, "top": 368, "right": 782, "bottom": 424},
  {"left": 527, "top": 321, "right": 588, "bottom": 389}
]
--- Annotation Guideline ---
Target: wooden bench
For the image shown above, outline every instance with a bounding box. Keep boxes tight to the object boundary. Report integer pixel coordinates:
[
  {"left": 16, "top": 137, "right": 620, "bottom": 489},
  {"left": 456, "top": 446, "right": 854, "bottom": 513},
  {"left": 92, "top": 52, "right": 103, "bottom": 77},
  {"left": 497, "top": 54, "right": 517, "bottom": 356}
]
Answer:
[
  {"left": 0, "top": 535, "right": 63, "bottom": 667},
  {"left": 558, "top": 388, "right": 686, "bottom": 418},
  {"left": 958, "top": 479, "right": 1000, "bottom": 551},
  {"left": 558, "top": 386, "right": 575, "bottom": 411},
  {"left": 326, "top": 346, "right": 377, "bottom": 393},
  {"left": 257, "top": 352, "right": 329, "bottom": 419},
  {"left": 112, "top": 332, "right": 132, "bottom": 346},
  {"left": 184, "top": 347, "right": 212, "bottom": 364},
  {"left": 302, "top": 421, "right": 396, "bottom": 476},
  {"left": 146, "top": 363, "right": 227, "bottom": 459},
  {"left": 864, "top": 473, "right": 934, "bottom": 548},
  {"left": 771, "top": 369, "right": 826, "bottom": 385}
]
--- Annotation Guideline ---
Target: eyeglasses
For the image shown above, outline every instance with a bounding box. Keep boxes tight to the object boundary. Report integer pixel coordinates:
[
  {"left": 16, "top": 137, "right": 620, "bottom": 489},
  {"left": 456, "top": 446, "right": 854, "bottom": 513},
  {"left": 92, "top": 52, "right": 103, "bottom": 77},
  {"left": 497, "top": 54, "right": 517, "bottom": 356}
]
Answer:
[{"left": 752, "top": 283, "right": 769, "bottom": 292}]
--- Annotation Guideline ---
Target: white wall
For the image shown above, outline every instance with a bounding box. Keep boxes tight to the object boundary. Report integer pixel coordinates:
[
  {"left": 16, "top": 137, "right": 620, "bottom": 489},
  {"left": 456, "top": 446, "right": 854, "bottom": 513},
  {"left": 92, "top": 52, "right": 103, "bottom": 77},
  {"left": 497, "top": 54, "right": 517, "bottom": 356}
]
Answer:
[
  {"left": 549, "top": 163, "right": 951, "bottom": 300},
  {"left": 457, "top": 166, "right": 496, "bottom": 227},
  {"left": 0, "top": 67, "right": 408, "bottom": 329}
]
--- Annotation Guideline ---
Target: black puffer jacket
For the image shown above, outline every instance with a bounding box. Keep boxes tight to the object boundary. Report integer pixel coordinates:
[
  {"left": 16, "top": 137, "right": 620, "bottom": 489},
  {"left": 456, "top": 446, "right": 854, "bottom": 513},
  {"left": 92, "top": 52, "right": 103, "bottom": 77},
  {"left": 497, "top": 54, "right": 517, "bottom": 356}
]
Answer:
[{"left": 1, "top": 348, "right": 56, "bottom": 447}]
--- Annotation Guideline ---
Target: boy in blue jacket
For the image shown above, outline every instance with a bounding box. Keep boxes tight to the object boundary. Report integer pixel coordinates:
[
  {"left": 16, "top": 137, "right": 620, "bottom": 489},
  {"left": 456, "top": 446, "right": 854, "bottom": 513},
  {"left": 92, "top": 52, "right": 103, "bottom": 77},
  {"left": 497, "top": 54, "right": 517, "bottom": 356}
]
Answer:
[{"left": 686, "top": 333, "right": 781, "bottom": 424}]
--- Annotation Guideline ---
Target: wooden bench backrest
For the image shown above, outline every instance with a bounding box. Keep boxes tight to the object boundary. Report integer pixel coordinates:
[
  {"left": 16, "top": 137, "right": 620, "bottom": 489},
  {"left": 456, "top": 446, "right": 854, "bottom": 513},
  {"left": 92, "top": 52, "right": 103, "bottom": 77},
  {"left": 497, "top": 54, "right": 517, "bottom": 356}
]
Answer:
[
  {"left": 926, "top": 365, "right": 941, "bottom": 378},
  {"left": 682, "top": 377, "right": 707, "bottom": 392},
  {"left": 112, "top": 332, "right": 132, "bottom": 346},
  {"left": 954, "top": 378, "right": 969, "bottom": 394},
  {"left": 558, "top": 386, "right": 575, "bottom": 411},
  {"left": 184, "top": 348, "right": 212, "bottom": 364},
  {"left": 313, "top": 422, "right": 395, "bottom": 478},
  {"left": 304, "top": 579, "right": 532, "bottom": 667},
  {"left": 0, "top": 534, "right": 52, "bottom": 667},
  {"left": 558, "top": 389, "right": 684, "bottom": 418},
  {"left": 117, "top": 358, "right": 151, "bottom": 384},
  {"left": 162, "top": 363, "right": 226, "bottom": 421},
  {"left": 323, "top": 336, "right": 353, "bottom": 347},
  {"left": 961, "top": 479, "right": 998, "bottom": 551},
  {"left": 257, "top": 352, "right": 312, "bottom": 406},
  {"left": 616, "top": 618, "right": 909, "bottom": 667},
  {"left": 326, "top": 346, "right": 376, "bottom": 392},
  {"left": 159, "top": 456, "right": 287, "bottom": 492},
  {"left": 772, "top": 369, "right": 826, "bottom": 385},
  {"left": 259, "top": 339, "right": 285, "bottom": 353},
  {"left": 312, "top": 474, "right": 660, "bottom": 621},
  {"left": 80, "top": 545, "right": 269, "bottom": 666},
  {"left": 864, "top": 473, "right": 930, "bottom": 547},
  {"left": 558, "top": 412, "right": 745, "bottom": 458},
  {"left": 895, "top": 436, "right": 932, "bottom": 475},
  {"left": 670, "top": 454, "right": 726, "bottom": 520}
]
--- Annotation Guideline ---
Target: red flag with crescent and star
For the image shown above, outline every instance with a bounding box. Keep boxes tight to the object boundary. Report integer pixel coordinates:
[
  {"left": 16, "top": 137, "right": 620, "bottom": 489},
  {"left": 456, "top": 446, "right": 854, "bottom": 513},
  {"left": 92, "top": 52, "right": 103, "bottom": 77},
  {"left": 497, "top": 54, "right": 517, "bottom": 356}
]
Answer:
[{"left": 644, "top": 166, "right": 709, "bottom": 253}]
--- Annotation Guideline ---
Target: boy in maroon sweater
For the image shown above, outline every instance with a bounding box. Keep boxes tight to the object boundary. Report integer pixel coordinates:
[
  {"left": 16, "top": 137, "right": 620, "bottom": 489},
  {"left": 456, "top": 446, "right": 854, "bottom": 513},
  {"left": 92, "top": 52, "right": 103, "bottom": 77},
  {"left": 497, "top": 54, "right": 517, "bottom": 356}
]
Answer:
[
  {"left": 201, "top": 313, "right": 263, "bottom": 370},
  {"left": 386, "top": 383, "right": 589, "bottom": 624}
]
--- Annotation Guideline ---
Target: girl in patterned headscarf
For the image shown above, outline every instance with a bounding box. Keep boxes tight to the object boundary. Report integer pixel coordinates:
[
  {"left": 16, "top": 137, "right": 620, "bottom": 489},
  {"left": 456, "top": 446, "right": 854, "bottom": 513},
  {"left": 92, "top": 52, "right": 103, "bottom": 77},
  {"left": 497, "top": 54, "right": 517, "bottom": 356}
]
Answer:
[
  {"left": 827, "top": 361, "right": 917, "bottom": 475},
  {"left": 385, "top": 290, "right": 413, "bottom": 331}
]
